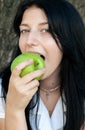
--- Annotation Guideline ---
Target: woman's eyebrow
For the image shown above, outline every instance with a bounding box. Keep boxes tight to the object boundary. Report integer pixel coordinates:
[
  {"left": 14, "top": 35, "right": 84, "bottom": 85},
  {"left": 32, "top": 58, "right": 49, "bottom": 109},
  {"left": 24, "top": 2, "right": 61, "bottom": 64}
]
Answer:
[
  {"left": 39, "top": 22, "right": 48, "bottom": 25},
  {"left": 19, "top": 24, "right": 29, "bottom": 27},
  {"left": 20, "top": 22, "right": 48, "bottom": 27}
]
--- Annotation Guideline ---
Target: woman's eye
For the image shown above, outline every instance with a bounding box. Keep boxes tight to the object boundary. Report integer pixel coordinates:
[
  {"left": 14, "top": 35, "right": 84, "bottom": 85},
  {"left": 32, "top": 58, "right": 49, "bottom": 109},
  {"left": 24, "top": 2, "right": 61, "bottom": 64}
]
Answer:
[
  {"left": 41, "top": 28, "right": 49, "bottom": 33},
  {"left": 20, "top": 29, "right": 30, "bottom": 34}
]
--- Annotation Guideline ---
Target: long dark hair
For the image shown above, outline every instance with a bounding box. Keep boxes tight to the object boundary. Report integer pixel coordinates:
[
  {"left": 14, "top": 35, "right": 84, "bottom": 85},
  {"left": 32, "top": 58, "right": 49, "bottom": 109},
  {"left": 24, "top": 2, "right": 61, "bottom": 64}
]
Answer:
[{"left": 1, "top": 0, "right": 85, "bottom": 130}]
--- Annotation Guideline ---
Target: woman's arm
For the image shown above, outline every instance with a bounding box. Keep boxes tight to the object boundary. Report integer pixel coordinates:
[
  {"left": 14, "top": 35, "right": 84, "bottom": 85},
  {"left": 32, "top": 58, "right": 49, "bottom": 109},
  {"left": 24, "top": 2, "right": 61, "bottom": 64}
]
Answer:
[
  {"left": 5, "top": 60, "right": 45, "bottom": 130},
  {"left": 5, "top": 106, "right": 27, "bottom": 130}
]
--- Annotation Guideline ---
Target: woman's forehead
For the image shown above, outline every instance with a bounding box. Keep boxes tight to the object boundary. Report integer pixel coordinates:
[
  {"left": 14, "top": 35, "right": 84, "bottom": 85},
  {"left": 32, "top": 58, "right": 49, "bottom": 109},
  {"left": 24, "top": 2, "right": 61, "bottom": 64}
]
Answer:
[{"left": 21, "top": 6, "right": 48, "bottom": 24}]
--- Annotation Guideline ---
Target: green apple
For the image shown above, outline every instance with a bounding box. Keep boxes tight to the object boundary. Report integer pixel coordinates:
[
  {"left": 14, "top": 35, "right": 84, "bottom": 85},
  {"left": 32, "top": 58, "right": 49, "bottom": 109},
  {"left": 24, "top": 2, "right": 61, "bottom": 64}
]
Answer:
[{"left": 11, "top": 52, "right": 45, "bottom": 80}]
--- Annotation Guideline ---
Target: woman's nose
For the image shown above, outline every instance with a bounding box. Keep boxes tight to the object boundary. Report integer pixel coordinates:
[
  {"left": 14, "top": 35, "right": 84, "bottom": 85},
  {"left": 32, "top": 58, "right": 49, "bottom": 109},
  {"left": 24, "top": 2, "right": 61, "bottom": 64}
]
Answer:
[{"left": 26, "top": 31, "right": 39, "bottom": 46}]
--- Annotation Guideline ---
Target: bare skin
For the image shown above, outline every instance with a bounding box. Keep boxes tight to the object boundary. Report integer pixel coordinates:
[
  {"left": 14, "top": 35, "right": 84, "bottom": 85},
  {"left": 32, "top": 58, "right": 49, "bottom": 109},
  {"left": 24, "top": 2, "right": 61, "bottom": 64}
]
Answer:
[
  {"left": 5, "top": 59, "right": 45, "bottom": 130},
  {"left": 0, "top": 119, "right": 5, "bottom": 130}
]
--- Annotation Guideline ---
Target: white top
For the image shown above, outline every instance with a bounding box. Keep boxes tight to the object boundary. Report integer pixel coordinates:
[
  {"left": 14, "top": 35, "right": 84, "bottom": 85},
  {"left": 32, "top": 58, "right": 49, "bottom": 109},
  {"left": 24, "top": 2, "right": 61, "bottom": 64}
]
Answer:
[
  {"left": 0, "top": 78, "right": 66, "bottom": 130},
  {"left": 29, "top": 97, "right": 66, "bottom": 130},
  {"left": 0, "top": 78, "right": 5, "bottom": 118}
]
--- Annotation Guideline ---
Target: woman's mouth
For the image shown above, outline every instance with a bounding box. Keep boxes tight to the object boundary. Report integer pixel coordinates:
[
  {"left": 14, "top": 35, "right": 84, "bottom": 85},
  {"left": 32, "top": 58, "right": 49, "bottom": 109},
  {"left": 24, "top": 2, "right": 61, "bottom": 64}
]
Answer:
[{"left": 40, "top": 54, "right": 45, "bottom": 60}]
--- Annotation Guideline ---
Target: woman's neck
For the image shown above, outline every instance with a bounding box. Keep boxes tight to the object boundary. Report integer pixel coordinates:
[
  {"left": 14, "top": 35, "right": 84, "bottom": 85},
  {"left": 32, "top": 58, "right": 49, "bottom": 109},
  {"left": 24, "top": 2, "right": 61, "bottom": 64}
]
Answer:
[
  {"left": 40, "top": 67, "right": 61, "bottom": 90},
  {"left": 40, "top": 88, "right": 61, "bottom": 116}
]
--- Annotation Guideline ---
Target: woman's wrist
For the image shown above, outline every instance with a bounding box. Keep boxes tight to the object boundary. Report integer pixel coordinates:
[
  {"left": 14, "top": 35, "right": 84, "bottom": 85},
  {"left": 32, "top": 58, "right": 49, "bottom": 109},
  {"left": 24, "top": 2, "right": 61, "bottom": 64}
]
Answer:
[{"left": 5, "top": 104, "right": 27, "bottom": 130}]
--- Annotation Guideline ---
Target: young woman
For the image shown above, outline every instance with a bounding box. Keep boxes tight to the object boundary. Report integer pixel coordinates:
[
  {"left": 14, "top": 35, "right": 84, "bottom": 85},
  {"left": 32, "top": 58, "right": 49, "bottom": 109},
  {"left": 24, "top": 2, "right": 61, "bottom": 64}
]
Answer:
[{"left": 0, "top": 0, "right": 85, "bottom": 130}]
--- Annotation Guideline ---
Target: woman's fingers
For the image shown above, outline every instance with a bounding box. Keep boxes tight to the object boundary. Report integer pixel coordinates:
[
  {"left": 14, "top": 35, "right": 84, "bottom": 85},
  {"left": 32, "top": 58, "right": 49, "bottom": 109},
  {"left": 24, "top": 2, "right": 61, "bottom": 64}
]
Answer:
[
  {"left": 7, "top": 79, "right": 39, "bottom": 110},
  {"left": 22, "top": 79, "right": 39, "bottom": 101},
  {"left": 21, "top": 68, "right": 45, "bottom": 84},
  {"left": 8, "top": 59, "right": 45, "bottom": 110}
]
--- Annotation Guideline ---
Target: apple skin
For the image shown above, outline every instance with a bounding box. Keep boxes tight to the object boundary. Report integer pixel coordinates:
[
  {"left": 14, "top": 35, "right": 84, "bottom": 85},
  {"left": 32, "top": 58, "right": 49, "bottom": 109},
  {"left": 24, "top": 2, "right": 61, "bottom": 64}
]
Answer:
[{"left": 11, "top": 52, "right": 45, "bottom": 80}]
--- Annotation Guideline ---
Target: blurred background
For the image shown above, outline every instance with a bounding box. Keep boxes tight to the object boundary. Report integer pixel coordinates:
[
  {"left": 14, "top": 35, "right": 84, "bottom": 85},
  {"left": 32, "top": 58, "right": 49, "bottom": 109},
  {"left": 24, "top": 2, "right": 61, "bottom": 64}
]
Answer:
[{"left": 0, "top": 0, "right": 85, "bottom": 74}]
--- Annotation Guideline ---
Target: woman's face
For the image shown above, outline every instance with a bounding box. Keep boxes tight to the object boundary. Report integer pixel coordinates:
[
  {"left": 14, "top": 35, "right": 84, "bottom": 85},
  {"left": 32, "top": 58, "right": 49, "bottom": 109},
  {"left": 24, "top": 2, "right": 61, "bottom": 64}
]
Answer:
[{"left": 19, "top": 5, "right": 63, "bottom": 80}]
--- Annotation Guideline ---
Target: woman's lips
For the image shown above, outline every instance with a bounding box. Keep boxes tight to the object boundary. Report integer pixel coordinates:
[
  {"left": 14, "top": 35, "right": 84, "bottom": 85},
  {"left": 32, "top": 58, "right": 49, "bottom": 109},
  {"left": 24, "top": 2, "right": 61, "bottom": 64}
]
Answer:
[{"left": 27, "top": 51, "right": 45, "bottom": 60}]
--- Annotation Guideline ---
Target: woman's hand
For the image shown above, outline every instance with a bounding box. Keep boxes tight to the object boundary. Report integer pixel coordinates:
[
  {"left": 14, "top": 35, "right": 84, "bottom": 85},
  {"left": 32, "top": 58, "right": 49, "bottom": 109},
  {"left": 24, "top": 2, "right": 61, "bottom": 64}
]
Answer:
[{"left": 6, "top": 59, "right": 45, "bottom": 112}]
